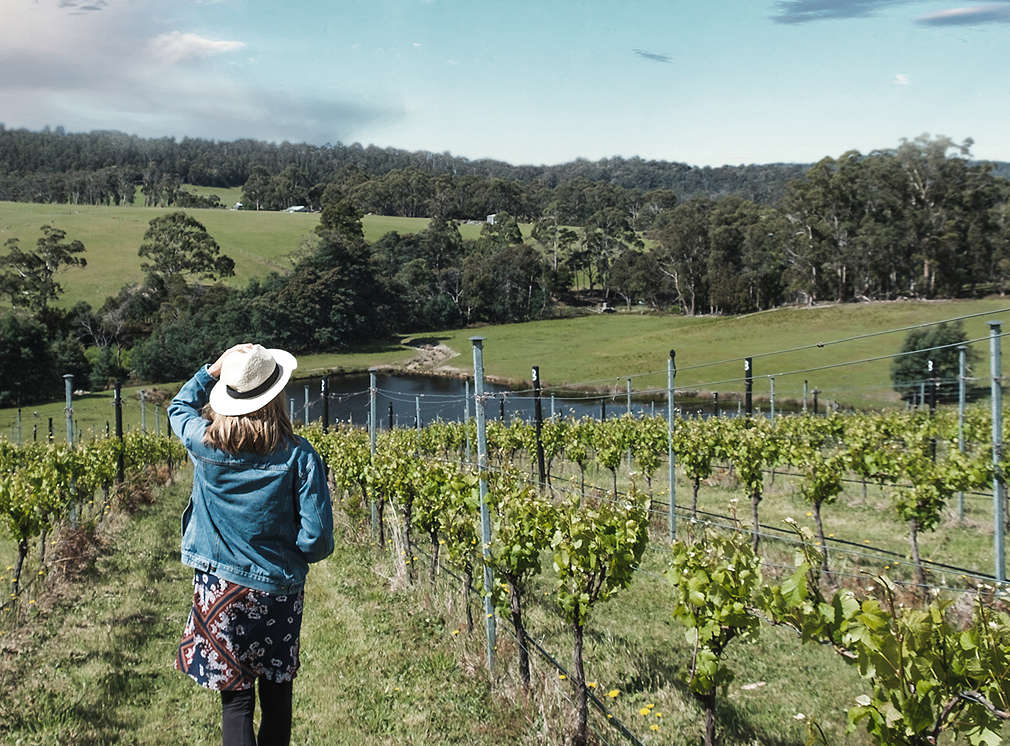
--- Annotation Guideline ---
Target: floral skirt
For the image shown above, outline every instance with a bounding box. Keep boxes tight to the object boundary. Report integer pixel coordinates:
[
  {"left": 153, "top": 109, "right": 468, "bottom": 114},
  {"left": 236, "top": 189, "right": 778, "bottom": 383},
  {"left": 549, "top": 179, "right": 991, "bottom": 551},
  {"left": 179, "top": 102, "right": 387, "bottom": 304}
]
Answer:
[{"left": 175, "top": 571, "right": 304, "bottom": 691}]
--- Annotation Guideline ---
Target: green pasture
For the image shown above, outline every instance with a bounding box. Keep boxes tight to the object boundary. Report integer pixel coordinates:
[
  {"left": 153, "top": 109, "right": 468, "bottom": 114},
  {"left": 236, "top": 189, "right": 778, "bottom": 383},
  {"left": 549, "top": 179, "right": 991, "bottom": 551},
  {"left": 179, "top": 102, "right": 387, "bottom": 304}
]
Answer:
[
  {"left": 0, "top": 200, "right": 514, "bottom": 308},
  {"left": 410, "top": 298, "right": 1010, "bottom": 408}
]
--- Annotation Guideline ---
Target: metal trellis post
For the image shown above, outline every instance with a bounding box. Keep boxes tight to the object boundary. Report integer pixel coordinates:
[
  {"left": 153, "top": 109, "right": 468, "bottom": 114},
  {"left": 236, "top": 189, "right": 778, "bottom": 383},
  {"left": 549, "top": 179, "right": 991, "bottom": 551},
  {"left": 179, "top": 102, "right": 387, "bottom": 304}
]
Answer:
[
  {"left": 744, "top": 357, "right": 753, "bottom": 417},
  {"left": 667, "top": 350, "right": 676, "bottom": 542},
  {"left": 322, "top": 377, "right": 329, "bottom": 432},
  {"left": 369, "top": 370, "right": 378, "bottom": 540},
  {"left": 464, "top": 379, "right": 472, "bottom": 465},
  {"left": 114, "top": 381, "right": 124, "bottom": 484},
  {"left": 958, "top": 345, "right": 967, "bottom": 520},
  {"left": 303, "top": 384, "right": 310, "bottom": 426},
  {"left": 63, "top": 374, "right": 74, "bottom": 447},
  {"left": 532, "top": 366, "right": 546, "bottom": 490},
  {"left": 415, "top": 394, "right": 422, "bottom": 432},
  {"left": 470, "top": 337, "right": 496, "bottom": 674},
  {"left": 626, "top": 377, "right": 633, "bottom": 469},
  {"left": 140, "top": 390, "right": 147, "bottom": 433},
  {"left": 990, "top": 322, "right": 1005, "bottom": 584},
  {"left": 769, "top": 376, "right": 776, "bottom": 423}
]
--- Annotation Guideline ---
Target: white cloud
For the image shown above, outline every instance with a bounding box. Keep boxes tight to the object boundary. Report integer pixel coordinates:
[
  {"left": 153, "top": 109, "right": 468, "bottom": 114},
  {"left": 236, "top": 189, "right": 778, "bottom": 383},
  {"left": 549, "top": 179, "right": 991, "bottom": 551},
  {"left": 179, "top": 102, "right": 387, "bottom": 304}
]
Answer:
[
  {"left": 412, "top": 41, "right": 423, "bottom": 47},
  {"left": 0, "top": 1, "right": 400, "bottom": 145},
  {"left": 148, "top": 31, "right": 246, "bottom": 64},
  {"left": 916, "top": 5, "right": 1010, "bottom": 25},
  {"left": 893, "top": 73, "right": 910, "bottom": 85}
]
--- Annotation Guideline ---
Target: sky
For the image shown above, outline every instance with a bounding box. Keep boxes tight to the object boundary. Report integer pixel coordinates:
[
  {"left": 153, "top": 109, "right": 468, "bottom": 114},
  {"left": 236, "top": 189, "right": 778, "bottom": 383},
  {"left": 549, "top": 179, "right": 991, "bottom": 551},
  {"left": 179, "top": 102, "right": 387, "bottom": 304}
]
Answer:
[{"left": 1, "top": 0, "right": 1008, "bottom": 167}]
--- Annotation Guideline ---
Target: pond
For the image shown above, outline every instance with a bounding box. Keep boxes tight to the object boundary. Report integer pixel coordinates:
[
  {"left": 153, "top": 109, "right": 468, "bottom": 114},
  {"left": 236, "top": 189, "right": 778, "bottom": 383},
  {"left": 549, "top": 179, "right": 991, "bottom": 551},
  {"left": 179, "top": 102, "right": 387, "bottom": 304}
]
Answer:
[{"left": 283, "top": 372, "right": 768, "bottom": 428}]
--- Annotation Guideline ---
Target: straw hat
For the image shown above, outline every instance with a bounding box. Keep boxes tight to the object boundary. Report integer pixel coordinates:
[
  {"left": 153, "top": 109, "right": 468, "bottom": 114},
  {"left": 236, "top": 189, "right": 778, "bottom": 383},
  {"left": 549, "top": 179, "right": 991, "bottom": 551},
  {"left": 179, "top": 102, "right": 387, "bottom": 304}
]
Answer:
[{"left": 208, "top": 345, "right": 297, "bottom": 416}]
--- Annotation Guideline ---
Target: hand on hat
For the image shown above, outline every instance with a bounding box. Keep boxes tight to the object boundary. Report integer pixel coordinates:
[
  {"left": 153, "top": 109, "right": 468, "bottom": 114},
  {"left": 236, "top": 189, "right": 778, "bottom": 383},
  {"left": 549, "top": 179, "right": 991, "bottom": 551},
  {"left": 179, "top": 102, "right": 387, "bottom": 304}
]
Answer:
[{"left": 208, "top": 343, "right": 255, "bottom": 380}]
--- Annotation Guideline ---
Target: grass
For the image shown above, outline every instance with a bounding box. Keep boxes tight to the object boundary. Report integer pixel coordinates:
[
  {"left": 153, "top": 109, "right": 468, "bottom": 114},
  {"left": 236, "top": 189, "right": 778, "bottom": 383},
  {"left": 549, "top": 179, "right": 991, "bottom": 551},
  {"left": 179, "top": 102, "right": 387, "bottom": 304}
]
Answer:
[
  {"left": 408, "top": 298, "right": 1010, "bottom": 408},
  {"left": 0, "top": 200, "right": 517, "bottom": 308}
]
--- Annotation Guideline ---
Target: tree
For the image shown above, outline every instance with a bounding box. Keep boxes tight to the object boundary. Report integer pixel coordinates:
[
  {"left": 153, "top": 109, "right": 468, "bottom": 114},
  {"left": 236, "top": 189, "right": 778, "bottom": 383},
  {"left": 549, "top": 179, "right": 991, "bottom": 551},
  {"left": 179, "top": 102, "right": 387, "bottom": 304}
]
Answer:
[
  {"left": 890, "top": 320, "right": 979, "bottom": 403},
  {"left": 652, "top": 198, "right": 713, "bottom": 315},
  {"left": 0, "top": 312, "right": 57, "bottom": 405},
  {"left": 242, "top": 165, "right": 273, "bottom": 210},
  {"left": 0, "top": 225, "right": 86, "bottom": 315},
  {"left": 137, "top": 212, "right": 235, "bottom": 284}
]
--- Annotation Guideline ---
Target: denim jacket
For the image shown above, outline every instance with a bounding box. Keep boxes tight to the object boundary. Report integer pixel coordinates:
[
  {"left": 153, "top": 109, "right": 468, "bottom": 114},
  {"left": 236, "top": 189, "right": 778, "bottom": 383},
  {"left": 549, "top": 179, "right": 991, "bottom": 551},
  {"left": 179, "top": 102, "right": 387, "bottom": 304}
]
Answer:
[{"left": 169, "top": 366, "right": 334, "bottom": 593}]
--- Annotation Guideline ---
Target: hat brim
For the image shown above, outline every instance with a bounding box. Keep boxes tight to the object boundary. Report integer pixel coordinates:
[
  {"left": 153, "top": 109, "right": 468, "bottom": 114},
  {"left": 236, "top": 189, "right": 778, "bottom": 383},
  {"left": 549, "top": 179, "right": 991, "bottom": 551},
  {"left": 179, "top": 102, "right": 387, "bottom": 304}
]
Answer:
[{"left": 208, "top": 348, "right": 297, "bottom": 417}]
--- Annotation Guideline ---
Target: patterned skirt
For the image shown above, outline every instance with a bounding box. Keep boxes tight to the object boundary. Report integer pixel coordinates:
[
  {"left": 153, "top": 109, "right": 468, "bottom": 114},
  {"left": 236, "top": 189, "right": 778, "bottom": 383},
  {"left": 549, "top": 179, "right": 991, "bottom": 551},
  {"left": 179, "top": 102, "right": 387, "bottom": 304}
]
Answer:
[{"left": 175, "top": 571, "right": 304, "bottom": 691}]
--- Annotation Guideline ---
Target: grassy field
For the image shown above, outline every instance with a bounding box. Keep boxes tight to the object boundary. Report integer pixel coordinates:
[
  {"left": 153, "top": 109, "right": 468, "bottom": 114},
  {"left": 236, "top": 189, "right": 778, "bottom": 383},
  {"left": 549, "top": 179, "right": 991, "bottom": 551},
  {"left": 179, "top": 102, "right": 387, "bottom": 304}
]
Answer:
[
  {"left": 0, "top": 200, "right": 510, "bottom": 307},
  {"left": 406, "top": 297, "right": 1010, "bottom": 408}
]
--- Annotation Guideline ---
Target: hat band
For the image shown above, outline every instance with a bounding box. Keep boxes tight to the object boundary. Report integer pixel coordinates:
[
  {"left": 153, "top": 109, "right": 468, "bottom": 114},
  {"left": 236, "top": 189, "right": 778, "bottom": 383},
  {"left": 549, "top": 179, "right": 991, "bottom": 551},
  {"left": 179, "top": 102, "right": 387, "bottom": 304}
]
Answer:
[{"left": 226, "top": 363, "right": 282, "bottom": 400}]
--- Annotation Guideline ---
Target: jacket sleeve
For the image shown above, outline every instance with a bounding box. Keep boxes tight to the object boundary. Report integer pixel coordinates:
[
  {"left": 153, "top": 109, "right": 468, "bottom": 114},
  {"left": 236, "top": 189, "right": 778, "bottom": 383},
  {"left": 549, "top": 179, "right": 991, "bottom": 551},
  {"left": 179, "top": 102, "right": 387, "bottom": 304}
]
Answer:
[
  {"left": 296, "top": 446, "right": 335, "bottom": 563},
  {"left": 169, "top": 366, "right": 215, "bottom": 450}
]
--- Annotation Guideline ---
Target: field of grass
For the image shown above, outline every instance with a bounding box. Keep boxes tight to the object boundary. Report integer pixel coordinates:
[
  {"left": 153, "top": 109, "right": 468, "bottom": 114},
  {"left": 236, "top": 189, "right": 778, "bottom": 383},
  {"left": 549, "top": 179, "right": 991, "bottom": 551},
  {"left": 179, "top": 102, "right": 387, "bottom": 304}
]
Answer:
[
  {"left": 0, "top": 200, "right": 515, "bottom": 308},
  {"left": 410, "top": 298, "right": 1010, "bottom": 408}
]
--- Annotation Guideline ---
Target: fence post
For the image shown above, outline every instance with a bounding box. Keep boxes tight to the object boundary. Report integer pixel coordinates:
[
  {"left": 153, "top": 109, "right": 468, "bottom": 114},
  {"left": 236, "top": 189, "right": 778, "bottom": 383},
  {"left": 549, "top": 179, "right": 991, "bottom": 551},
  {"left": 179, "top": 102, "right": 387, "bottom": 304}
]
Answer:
[
  {"left": 415, "top": 395, "right": 422, "bottom": 432},
  {"left": 16, "top": 408, "right": 22, "bottom": 447},
  {"left": 63, "top": 374, "right": 74, "bottom": 447},
  {"left": 713, "top": 392, "right": 719, "bottom": 418},
  {"left": 141, "top": 390, "right": 148, "bottom": 433},
  {"left": 551, "top": 393, "right": 556, "bottom": 419},
  {"left": 369, "top": 370, "right": 378, "bottom": 541},
  {"left": 470, "top": 337, "right": 496, "bottom": 674},
  {"left": 155, "top": 404, "right": 161, "bottom": 436},
  {"left": 958, "top": 345, "right": 967, "bottom": 520},
  {"left": 499, "top": 394, "right": 505, "bottom": 422},
  {"left": 928, "top": 359, "right": 937, "bottom": 461},
  {"left": 532, "top": 366, "right": 546, "bottom": 490},
  {"left": 990, "top": 322, "right": 1005, "bottom": 584},
  {"left": 622, "top": 377, "right": 631, "bottom": 469},
  {"left": 322, "top": 377, "right": 329, "bottom": 432},
  {"left": 769, "top": 376, "right": 776, "bottom": 423},
  {"left": 813, "top": 389, "right": 820, "bottom": 416},
  {"left": 114, "top": 381, "right": 124, "bottom": 484},
  {"left": 48, "top": 417, "right": 53, "bottom": 442},
  {"left": 388, "top": 403, "right": 394, "bottom": 431},
  {"left": 600, "top": 398, "right": 606, "bottom": 421},
  {"left": 744, "top": 357, "right": 753, "bottom": 417},
  {"left": 464, "top": 379, "right": 472, "bottom": 465},
  {"left": 803, "top": 380, "right": 808, "bottom": 413},
  {"left": 289, "top": 396, "right": 296, "bottom": 422},
  {"left": 667, "top": 350, "right": 676, "bottom": 542},
  {"left": 303, "top": 384, "right": 310, "bottom": 426}
]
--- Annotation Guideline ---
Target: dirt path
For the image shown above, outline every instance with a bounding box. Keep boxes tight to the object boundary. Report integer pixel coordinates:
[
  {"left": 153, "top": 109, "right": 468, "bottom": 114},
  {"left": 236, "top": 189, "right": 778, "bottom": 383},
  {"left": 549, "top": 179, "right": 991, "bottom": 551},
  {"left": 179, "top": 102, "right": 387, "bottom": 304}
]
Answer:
[{"left": 400, "top": 342, "right": 462, "bottom": 374}]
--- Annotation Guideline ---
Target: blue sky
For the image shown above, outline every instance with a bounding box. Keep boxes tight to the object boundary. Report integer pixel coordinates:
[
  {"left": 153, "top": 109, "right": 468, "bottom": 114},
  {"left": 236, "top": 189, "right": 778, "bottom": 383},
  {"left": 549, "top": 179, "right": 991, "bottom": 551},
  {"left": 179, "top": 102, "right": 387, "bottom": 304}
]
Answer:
[{"left": 1, "top": 0, "right": 1008, "bottom": 167}]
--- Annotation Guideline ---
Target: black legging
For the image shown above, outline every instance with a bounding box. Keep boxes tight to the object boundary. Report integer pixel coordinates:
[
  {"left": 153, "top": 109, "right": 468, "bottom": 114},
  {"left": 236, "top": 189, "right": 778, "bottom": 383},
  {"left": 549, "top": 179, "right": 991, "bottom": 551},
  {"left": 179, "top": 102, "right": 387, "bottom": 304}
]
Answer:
[{"left": 221, "top": 677, "right": 293, "bottom": 746}]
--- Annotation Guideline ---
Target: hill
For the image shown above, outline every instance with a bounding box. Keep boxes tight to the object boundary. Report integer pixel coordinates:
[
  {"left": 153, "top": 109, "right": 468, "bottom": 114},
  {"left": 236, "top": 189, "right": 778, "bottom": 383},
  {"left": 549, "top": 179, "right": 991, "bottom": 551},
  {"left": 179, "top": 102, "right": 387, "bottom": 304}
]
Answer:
[{"left": 0, "top": 202, "right": 494, "bottom": 308}]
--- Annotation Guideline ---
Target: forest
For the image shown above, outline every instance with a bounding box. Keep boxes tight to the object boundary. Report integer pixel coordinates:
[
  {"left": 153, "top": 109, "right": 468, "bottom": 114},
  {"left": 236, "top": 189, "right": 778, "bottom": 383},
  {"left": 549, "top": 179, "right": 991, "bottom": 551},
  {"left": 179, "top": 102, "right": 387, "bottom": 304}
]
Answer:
[{"left": 1, "top": 127, "right": 1009, "bottom": 405}]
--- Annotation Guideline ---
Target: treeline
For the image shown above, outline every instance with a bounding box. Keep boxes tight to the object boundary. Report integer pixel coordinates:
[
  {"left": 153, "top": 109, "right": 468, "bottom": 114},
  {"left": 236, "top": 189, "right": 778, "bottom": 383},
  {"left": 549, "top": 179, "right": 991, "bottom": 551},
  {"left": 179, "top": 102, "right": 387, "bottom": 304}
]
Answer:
[{"left": 0, "top": 125, "right": 808, "bottom": 207}]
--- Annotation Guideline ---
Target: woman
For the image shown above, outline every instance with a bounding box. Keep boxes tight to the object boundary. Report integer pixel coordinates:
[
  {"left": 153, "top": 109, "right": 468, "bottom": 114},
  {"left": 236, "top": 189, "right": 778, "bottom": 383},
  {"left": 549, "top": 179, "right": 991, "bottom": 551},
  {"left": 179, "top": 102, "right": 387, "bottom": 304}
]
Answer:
[{"left": 169, "top": 343, "right": 334, "bottom": 746}]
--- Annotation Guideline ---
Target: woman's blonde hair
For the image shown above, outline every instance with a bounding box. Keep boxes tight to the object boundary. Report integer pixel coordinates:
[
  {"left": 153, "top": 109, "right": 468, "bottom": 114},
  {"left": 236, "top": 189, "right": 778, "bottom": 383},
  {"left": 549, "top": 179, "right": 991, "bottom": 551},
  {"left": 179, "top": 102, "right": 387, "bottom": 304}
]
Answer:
[{"left": 202, "top": 393, "right": 294, "bottom": 456}]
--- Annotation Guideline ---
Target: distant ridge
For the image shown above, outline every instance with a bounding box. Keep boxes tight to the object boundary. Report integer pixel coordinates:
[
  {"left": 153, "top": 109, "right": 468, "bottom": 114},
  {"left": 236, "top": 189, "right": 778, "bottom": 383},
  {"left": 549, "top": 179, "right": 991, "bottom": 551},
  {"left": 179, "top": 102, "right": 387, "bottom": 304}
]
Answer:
[{"left": 0, "top": 125, "right": 1006, "bottom": 205}]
